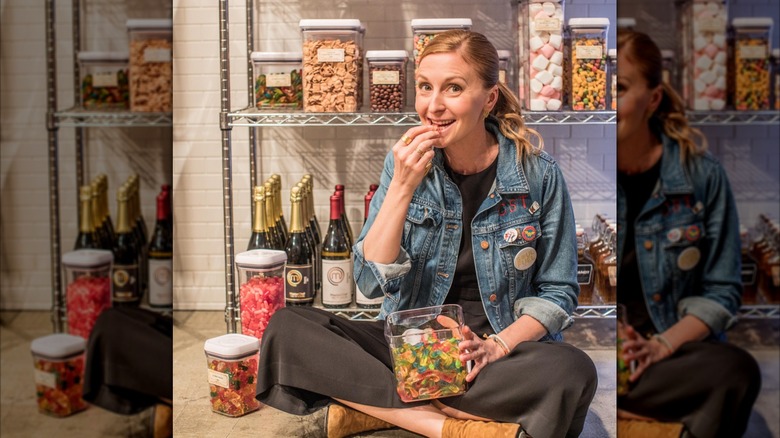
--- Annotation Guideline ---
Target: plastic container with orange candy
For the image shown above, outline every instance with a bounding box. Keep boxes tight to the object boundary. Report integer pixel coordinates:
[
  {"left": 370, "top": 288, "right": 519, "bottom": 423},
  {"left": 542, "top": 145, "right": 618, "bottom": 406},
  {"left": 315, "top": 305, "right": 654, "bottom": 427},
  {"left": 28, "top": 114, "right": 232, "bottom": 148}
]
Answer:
[
  {"left": 30, "top": 334, "right": 88, "bottom": 417},
  {"left": 204, "top": 334, "right": 261, "bottom": 417}
]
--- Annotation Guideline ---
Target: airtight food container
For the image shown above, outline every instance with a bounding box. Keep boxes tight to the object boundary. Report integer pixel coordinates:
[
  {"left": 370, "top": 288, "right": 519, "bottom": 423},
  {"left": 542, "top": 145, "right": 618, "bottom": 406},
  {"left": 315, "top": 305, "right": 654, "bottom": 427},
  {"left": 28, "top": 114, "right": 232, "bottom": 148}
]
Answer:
[
  {"left": 497, "top": 49, "right": 513, "bottom": 90},
  {"left": 31, "top": 334, "right": 88, "bottom": 417},
  {"left": 126, "top": 19, "right": 173, "bottom": 112},
  {"left": 299, "top": 19, "right": 362, "bottom": 112},
  {"left": 251, "top": 52, "right": 303, "bottom": 110},
  {"left": 366, "top": 50, "right": 408, "bottom": 113},
  {"left": 660, "top": 49, "right": 677, "bottom": 90},
  {"left": 204, "top": 334, "right": 262, "bottom": 417},
  {"left": 63, "top": 249, "right": 113, "bottom": 340},
  {"left": 616, "top": 17, "right": 636, "bottom": 31},
  {"left": 731, "top": 18, "right": 773, "bottom": 110},
  {"left": 411, "top": 18, "right": 473, "bottom": 69},
  {"left": 518, "top": 0, "right": 565, "bottom": 111},
  {"left": 568, "top": 18, "right": 610, "bottom": 111},
  {"left": 608, "top": 48, "right": 617, "bottom": 110},
  {"left": 78, "top": 51, "right": 129, "bottom": 109},
  {"left": 236, "top": 249, "right": 287, "bottom": 340},
  {"left": 385, "top": 304, "right": 467, "bottom": 402}
]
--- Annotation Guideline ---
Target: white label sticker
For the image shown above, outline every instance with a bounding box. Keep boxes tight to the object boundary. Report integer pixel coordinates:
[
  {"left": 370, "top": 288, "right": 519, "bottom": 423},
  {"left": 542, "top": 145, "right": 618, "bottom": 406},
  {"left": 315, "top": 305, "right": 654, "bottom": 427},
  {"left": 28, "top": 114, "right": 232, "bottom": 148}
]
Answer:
[
  {"left": 321, "top": 259, "right": 353, "bottom": 306},
  {"left": 317, "top": 48, "right": 345, "bottom": 63},
  {"left": 499, "top": 70, "right": 507, "bottom": 84},
  {"left": 266, "top": 72, "right": 292, "bottom": 87},
  {"left": 372, "top": 70, "right": 400, "bottom": 85},
  {"left": 534, "top": 17, "right": 560, "bottom": 32},
  {"left": 143, "top": 48, "right": 172, "bottom": 63},
  {"left": 208, "top": 369, "right": 230, "bottom": 388},
  {"left": 34, "top": 369, "right": 57, "bottom": 389},
  {"left": 695, "top": 19, "right": 724, "bottom": 33},
  {"left": 148, "top": 258, "right": 172, "bottom": 306},
  {"left": 576, "top": 45, "right": 603, "bottom": 60},
  {"left": 739, "top": 45, "right": 766, "bottom": 60},
  {"left": 93, "top": 71, "right": 118, "bottom": 88}
]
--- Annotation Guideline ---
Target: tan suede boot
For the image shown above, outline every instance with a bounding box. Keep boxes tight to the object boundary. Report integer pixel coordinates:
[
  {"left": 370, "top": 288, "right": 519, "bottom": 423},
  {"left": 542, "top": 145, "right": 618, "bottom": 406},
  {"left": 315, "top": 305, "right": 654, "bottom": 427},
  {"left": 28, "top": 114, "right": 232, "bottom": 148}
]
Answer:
[
  {"left": 441, "top": 418, "right": 523, "bottom": 438},
  {"left": 325, "top": 404, "right": 395, "bottom": 438},
  {"left": 151, "top": 403, "right": 172, "bottom": 438},
  {"left": 617, "top": 418, "right": 684, "bottom": 437}
]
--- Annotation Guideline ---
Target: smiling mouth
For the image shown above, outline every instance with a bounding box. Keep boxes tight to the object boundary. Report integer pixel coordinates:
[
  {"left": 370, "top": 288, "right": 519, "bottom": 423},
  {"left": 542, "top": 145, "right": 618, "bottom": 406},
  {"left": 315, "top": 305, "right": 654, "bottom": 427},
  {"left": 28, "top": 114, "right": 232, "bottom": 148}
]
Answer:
[{"left": 429, "top": 119, "right": 455, "bottom": 131}]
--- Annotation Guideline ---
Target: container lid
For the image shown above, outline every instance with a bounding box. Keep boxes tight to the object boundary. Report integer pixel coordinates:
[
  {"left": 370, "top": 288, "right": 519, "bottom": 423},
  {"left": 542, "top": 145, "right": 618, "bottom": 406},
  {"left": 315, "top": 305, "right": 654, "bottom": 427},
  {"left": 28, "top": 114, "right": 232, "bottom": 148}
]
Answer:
[
  {"left": 732, "top": 17, "right": 774, "bottom": 29},
  {"left": 660, "top": 49, "right": 675, "bottom": 59},
  {"left": 773, "top": 48, "right": 780, "bottom": 57},
  {"left": 204, "top": 334, "right": 260, "bottom": 358},
  {"left": 608, "top": 48, "right": 617, "bottom": 58},
  {"left": 235, "top": 249, "right": 288, "bottom": 268},
  {"left": 365, "top": 50, "right": 409, "bottom": 60},
  {"left": 31, "top": 334, "right": 86, "bottom": 358},
  {"left": 497, "top": 50, "right": 511, "bottom": 60},
  {"left": 250, "top": 51, "right": 303, "bottom": 62},
  {"left": 411, "top": 18, "right": 473, "bottom": 30},
  {"left": 62, "top": 249, "right": 114, "bottom": 268},
  {"left": 126, "top": 18, "right": 173, "bottom": 30},
  {"left": 616, "top": 17, "right": 636, "bottom": 29},
  {"left": 568, "top": 18, "right": 611, "bottom": 29},
  {"left": 299, "top": 19, "right": 362, "bottom": 30},
  {"left": 77, "top": 51, "right": 129, "bottom": 62}
]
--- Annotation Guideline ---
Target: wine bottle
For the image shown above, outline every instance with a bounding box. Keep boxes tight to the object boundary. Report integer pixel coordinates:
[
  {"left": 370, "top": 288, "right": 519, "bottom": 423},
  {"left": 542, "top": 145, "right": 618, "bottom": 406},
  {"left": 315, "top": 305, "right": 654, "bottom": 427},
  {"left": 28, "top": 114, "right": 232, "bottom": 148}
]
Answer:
[
  {"left": 335, "top": 184, "right": 354, "bottom": 246},
  {"left": 263, "top": 182, "right": 283, "bottom": 249},
  {"left": 284, "top": 186, "right": 315, "bottom": 306},
  {"left": 302, "top": 175, "right": 322, "bottom": 241},
  {"left": 74, "top": 185, "right": 100, "bottom": 250},
  {"left": 90, "top": 180, "right": 110, "bottom": 249},
  {"left": 298, "top": 181, "right": 320, "bottom": 293},
  {"left": 321, "top": 194, "right": 353, "bottom": 308},
  {"left": 112, "top": 186, "right": 141, "bottom": 305},
  {"left": 129, "top": 177, "right": 149, "bottom": 297},
  {"left": 271, "top": 174, "right": 288, "bottom": 240},
  {"left": 247, "top": 186, "right": 274, "bottom": 250},
  {"left": 356, "top": 188, "right": 383, "bottom": 309},
  {"left": 148, "top": 186, "right": 173, "bottom": 308},
  {"left": 99, "top": 175, "right": 116, "bottom": 248}
]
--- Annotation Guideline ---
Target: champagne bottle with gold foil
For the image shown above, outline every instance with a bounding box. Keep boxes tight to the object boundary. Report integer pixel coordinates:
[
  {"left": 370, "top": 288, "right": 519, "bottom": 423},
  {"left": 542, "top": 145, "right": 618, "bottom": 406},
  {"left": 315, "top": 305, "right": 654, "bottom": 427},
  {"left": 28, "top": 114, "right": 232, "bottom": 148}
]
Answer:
[
  {"left": 284, "top": 186, "right": 315, "bottom": 306},
  {"left": 74, "top": 185, "right": 100, "bottom": 250},
  {"left": 264, "top": 182, "right": 283, "bottom": 250},
  {"left": 334, "top": 184, "right": 354, "bottom": 246},
  {"left": 99, "top": 175, "right": 115, "bottom": 247},
  {"left": 271, "top": 174, "right": 288, "bottom": 241},
  {"left": 247, "top": 186, "right": 274, "bottom": 250},
  {"left": 298, "top": 181, "right": 320, "bottom": 294},
  {"left": 112, "top": 186, "right": 141, "bottom": 305}
]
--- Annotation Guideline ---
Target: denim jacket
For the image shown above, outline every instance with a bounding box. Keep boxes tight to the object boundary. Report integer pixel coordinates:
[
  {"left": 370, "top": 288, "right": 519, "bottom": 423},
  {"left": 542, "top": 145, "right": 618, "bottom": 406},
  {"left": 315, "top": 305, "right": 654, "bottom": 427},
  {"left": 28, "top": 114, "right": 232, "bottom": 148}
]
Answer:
[
  {"left": 353, "top": 118, "right": 579, "bottom": 341},
  {"left": 617, "top": 133, "right": 741, "bottom": 336}
]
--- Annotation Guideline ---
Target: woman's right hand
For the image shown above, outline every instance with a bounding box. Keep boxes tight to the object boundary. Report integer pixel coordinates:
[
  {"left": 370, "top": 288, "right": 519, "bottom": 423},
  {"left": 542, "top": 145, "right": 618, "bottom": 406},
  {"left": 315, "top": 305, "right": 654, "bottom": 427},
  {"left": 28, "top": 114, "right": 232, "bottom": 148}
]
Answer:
[{"left": 390, "top": 125, "right": 441, "bottom": 195}]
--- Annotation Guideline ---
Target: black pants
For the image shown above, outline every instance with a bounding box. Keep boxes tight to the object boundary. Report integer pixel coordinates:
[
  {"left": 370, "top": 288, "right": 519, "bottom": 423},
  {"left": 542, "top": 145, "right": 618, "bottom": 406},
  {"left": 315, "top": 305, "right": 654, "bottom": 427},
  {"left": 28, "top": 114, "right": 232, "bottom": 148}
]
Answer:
[
  {"left": 82, "top": 307, "right": 173, "bottom": 415},
  {"left": 256, "top": 307, "right": 598, "bottom": 438},
  {"left": 618, "top": 341, "right": 761, "bottom": 438}
]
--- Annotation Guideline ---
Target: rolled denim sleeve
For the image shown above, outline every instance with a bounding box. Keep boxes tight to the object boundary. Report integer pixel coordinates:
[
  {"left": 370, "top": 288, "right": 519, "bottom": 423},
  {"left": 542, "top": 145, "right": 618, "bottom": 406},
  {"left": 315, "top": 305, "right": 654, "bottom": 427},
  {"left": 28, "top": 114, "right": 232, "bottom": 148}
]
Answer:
[{"left": 678, "top": 296, "right": 738, "bottom": 333}]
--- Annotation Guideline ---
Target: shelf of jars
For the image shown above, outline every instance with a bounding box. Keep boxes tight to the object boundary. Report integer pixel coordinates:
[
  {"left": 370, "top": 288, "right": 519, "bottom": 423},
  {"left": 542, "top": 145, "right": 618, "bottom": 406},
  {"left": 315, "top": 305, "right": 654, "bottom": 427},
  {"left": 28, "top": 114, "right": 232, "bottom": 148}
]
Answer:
[
  {"left": 54, "top": 107, "right": 173, "bottom": 128},
  {"left": 687, "top": 110, "right": 780, "bottom": 126},
  {"left": 226, "top": 108, "right": 617, "bottom": 127},
  {"left": 739, "top": 305, "right": 779, "bottom": 319}
]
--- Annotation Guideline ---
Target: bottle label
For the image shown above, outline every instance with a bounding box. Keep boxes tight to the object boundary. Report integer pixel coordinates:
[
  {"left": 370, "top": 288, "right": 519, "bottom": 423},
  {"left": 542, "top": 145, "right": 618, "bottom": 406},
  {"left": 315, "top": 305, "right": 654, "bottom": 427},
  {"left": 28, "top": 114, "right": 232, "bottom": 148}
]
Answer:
[
  {"left": 207, "top": 369, "right": 230, "bottom": 389},
  {"left": 112, "top": 264, "right": 140, "bottom": 302},
  {"left": 148, "top": 258, "right": 173, "bottom": 306},
  {"left": 285, "top": 264, "right": 314, "bottom": 302},
  {"left": 742, "top": 263, "right": 757, "bottom": 286},
  {"left": 266, "top": 72, "right": 292, "bottom": 87},
  {"left": 322, "top": 259, "right": 352, "bottom": 306},
  {"left": 577, "top": 264, "right": 594, "bottom": 285},
  {"left": 34, "top": 369, "right": 57, "bottom": 389}
]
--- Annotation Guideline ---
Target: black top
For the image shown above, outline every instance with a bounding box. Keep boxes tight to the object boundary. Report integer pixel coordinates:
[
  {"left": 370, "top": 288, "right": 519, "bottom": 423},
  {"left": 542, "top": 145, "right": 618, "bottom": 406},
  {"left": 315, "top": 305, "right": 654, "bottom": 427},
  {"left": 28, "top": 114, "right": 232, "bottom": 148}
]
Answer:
[
  {"left": 617, "top": 158, "right": 662, "bottom": 337},
  {"left": 443, "top": 155, "right": 498, "bottom": 336}
]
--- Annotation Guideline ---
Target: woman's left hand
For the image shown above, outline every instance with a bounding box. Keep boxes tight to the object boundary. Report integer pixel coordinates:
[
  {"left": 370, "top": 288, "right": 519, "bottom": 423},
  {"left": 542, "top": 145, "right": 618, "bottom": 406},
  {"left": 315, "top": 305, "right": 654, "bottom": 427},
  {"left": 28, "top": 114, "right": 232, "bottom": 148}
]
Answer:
[
  {"left": 458, "top": 325, "right": 507, "bottom": 382},
  {"left": 621, "top": 325, "right": 673, "bottom": 382}
]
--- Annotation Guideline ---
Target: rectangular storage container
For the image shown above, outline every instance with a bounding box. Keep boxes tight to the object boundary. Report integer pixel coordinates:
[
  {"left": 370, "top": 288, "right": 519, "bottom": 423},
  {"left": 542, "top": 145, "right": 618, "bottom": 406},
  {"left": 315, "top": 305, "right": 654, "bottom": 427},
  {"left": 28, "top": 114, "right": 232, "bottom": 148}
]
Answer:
[
  {"left": 773, "top": 48, "right": 780, "bottom": 110},
  {"left": 236, "top": 249, "right": 287, "bottom": 340},
  {"left": 299, "top": 19, "right": 362, "bottom": 112},
  {"left": 63, "top": 249, "right": 113, "bottom": 340},
  {"left": 251, "top": 52, "right": 303, "bottom": 110},
  {"left": 30, "top": 334, "right": 88, "bottom": 417},
  {"left": 677, "top": 0, "right": 729, "bottom": 110},
  {"left": 608, "top": 48, "right": 617, "bottom": 111},
  {"left": 78, "top": 52, "right": 129, "bottom": 109},
  {"left": 411, "top": 19, "right": 472, "bottom": 69},
  {"left": 366, "top": 50, "right": 409, "bottom": 113},
  {"left": 204, "top": 334, "right": 262, "bottom": 417},
  {"left": 518, "top": 0, "right": 565, "bottom": 111},
  {"left": 660, "top": 49, "right": 677, "bottom": 90},
  {"left": 497, "top": 49, "right": 513, "bottom": 91},
  {"left": 568, "top": 18, "right": 610, "bottom": 111},
  {"left": 385, "top": 305, "right": 467, "bottom": 402},
  {"left": 731, "top": 18, "right": 773, "bottom": 111},
  {"left": 127, "top": 19, "right": 173, "bottom": 112}
]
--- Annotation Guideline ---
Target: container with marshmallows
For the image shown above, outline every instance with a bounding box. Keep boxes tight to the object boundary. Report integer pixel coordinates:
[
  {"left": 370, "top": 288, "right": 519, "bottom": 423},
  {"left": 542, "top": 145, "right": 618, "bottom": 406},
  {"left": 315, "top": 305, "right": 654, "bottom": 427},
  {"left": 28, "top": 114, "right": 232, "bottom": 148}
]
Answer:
[
  {"left": 518, "top": 0, "right": 565, "bottom": 111},
  {"left": 731, "top": 18, "right": 773, "bottom": 111},
  {"left": 568, "top": 18, "right": 610, "bottom": 111}
]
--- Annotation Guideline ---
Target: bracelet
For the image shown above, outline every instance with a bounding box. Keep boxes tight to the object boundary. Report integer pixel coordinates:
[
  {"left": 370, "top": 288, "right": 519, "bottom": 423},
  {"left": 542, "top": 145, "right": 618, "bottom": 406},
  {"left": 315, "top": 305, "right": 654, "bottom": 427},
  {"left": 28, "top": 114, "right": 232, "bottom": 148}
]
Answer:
[
  {"left": 488, "top": 334, "right": 511, "bottom": 356},
  {"left": 652, "top": 334, "right": 674, "bottom": 354}
]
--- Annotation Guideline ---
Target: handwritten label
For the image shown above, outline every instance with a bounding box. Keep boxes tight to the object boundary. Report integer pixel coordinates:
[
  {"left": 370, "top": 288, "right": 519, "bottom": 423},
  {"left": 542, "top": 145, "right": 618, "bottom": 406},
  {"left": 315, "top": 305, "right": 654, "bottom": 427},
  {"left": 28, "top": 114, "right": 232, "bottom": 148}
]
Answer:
[
  {"left": 317, "top": 48, "right": 345, "bottom": 63},
  {"left": 266, "top": 72, "right": 292, "bottom": 87},
  {"left": 739, "top": 45, "right": 766, "bottom": 60},
  {"left": 34, "top": 369, "right": 57, "bottom": 389},
  {"left": 372, "top": 70, "right": 400, "bottom": 85},
  {"left": 534, "top": 17, "right": 560, "bottom": 32},
  {"left": 207, "top": 369, "right": 230, "bottom": 388},
  {"left": 93, "top": 71, "right": 118, "bottom": 87},
  {"left": 499, "top": 70, "right": 507, "bottom": 84},
  {"left": 576, "top": 45, "right": 603, "bottom": 60},
  {"left": 143, "top": 48, "right": 171, "bottom": 63},
  {"left": 695, "top": 19, "right": 724, "bottom": 33}
]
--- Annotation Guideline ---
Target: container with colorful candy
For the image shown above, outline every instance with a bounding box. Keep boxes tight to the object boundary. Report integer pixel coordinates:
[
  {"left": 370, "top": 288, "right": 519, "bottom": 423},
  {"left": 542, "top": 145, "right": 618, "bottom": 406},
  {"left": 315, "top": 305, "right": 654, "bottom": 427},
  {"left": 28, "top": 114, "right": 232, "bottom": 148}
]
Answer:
[
  {"left": 63, "top": 249, "right": 113, "bottom": 340},
  {"left": 568, "top": 18, "right": 610, "bottom": 111},
  {"left": 251, "top": 52, "right": 304, "bottom": 110},
  {"left": 411, "top": 19, "right": 472, "bottom": 70},
  {"left": 385, "top": 305, "right": 467, "bottom": 402},
  {"left": 204, "top": 334, "right": 262, "bottom": 417},
  {"left": 731, "top": 18, "right": 773, "bottom": 111},
  {"left": 236, "top": 249, "right": 287, "bottom": 340},
  {"left": 78, "top": 52, "right": 130, "bottom": 109},
  {"left": 30, "top": 334, "right": 88, "bottom": 417}
]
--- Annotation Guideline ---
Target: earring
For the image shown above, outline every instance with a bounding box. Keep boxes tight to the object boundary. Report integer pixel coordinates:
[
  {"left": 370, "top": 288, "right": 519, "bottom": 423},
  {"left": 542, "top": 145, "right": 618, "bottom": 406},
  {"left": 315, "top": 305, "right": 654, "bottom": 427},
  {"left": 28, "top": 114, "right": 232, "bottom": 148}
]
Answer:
[{"left": 483, "top": 109, "right": 490, "bottom": 119}]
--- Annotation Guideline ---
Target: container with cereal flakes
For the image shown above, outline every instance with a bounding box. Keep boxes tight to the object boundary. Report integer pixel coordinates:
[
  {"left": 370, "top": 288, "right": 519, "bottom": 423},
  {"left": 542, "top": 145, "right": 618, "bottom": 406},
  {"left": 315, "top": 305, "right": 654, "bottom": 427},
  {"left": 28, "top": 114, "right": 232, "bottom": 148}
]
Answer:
[
  {"left": 250, "top": 52, "right": 303, "bottom": 110},
  {"left": 204, "top": 334, "right": 261, "bottom": 417},
  {"left": 411, "top": 19, "right": 472, "bottom": 70},
  {"left": 366, "top": 50, "right": 409, "bottom": 113},
  {"left": 236, "top": 249, "right": 287, "bottom": 340},
  {"left": 518, "top": 0, "right": 565, "bottom": 111},
  {"left": 126, "top": 19, "right": 172, "bottom": 113},
  {"left": 30, "top": 334, "right": 88, "bottom": 417},
  {"left": 568, "top": 18, "right": 610, "bottom": 111},
  {"left": 63, "top": 249, "right": 113, "bottom": 340},
  {"left": 77, "top": 52, "right": 129, "bottom": 110},
  {"left": 299, "top": 19, "right": 362, "bottom": 113},
  {"left": 731, "top": 18, "right": 773, "bottom": 111}
]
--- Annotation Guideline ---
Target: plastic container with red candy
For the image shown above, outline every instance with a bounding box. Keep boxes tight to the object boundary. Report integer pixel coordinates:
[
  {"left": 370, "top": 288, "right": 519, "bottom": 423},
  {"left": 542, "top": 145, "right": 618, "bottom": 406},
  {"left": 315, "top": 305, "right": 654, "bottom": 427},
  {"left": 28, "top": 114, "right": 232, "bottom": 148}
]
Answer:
[
  {"left": 385, "top": 304, "right": 468, "bottom": 402},
  {"left": 204, "top": 334, "right": 262, "bottom": 417},
  {"left": 236, "top": 249, "right": 287, "bottom": 340},
  {"left": 63, "top": 249, "right": 113, "bottom": 339},
  {"left": 30, "top": 334, "right": 88, "bottom": 417}
]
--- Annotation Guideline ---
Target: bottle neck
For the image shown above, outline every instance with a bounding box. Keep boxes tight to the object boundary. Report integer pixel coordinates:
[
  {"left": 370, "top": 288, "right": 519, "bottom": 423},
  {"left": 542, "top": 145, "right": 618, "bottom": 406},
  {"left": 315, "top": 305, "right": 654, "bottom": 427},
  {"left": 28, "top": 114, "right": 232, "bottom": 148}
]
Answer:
[
  {"left": 289, "top": 198, "right": 305, "bottom": 233},
  {"left": 116, "top": 196, "right": 132, "bottom": 234},
  {"left": 252, "top": 189, "right": 268, "bottom": 233},
  {"left": 264, "top": 189, "right": 276, "bottom": 228},
  {"left": 79, "top": 188, "right": 94, "bottom": 233},
  {"left": 330, "top": 195, "right": 341, "bottom": 221}
]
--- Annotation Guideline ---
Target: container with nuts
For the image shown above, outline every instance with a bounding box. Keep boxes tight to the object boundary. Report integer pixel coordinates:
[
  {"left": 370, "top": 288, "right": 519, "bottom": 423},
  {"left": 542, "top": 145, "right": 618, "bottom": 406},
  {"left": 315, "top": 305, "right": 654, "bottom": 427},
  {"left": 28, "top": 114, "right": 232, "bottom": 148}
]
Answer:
[
  {"left": 299, "top": 19, "right": 362, "bottom": 113},
  {"left": 411, "top": 19, "right": 472, "bottom": 71},
  {"left": 518, "top": 0, "right": 566, "bottom": 111},
  {"left": 366, "top": 50, "right": 409, "bottom": 113},
  {"left": 568, "top": 18, "right": 610, "bottom": 111},
  {"left": 731, "top": 18, "right": 773, "bottom": 111},
  {"left": 251, "top": 52, "right": 303, "bottom": 110},
  {"left": 78, "top": 52, "right": 129, "bottom": 110},
  {"left": 126, "top": 19, "right": 172, "bottom": 113}
]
